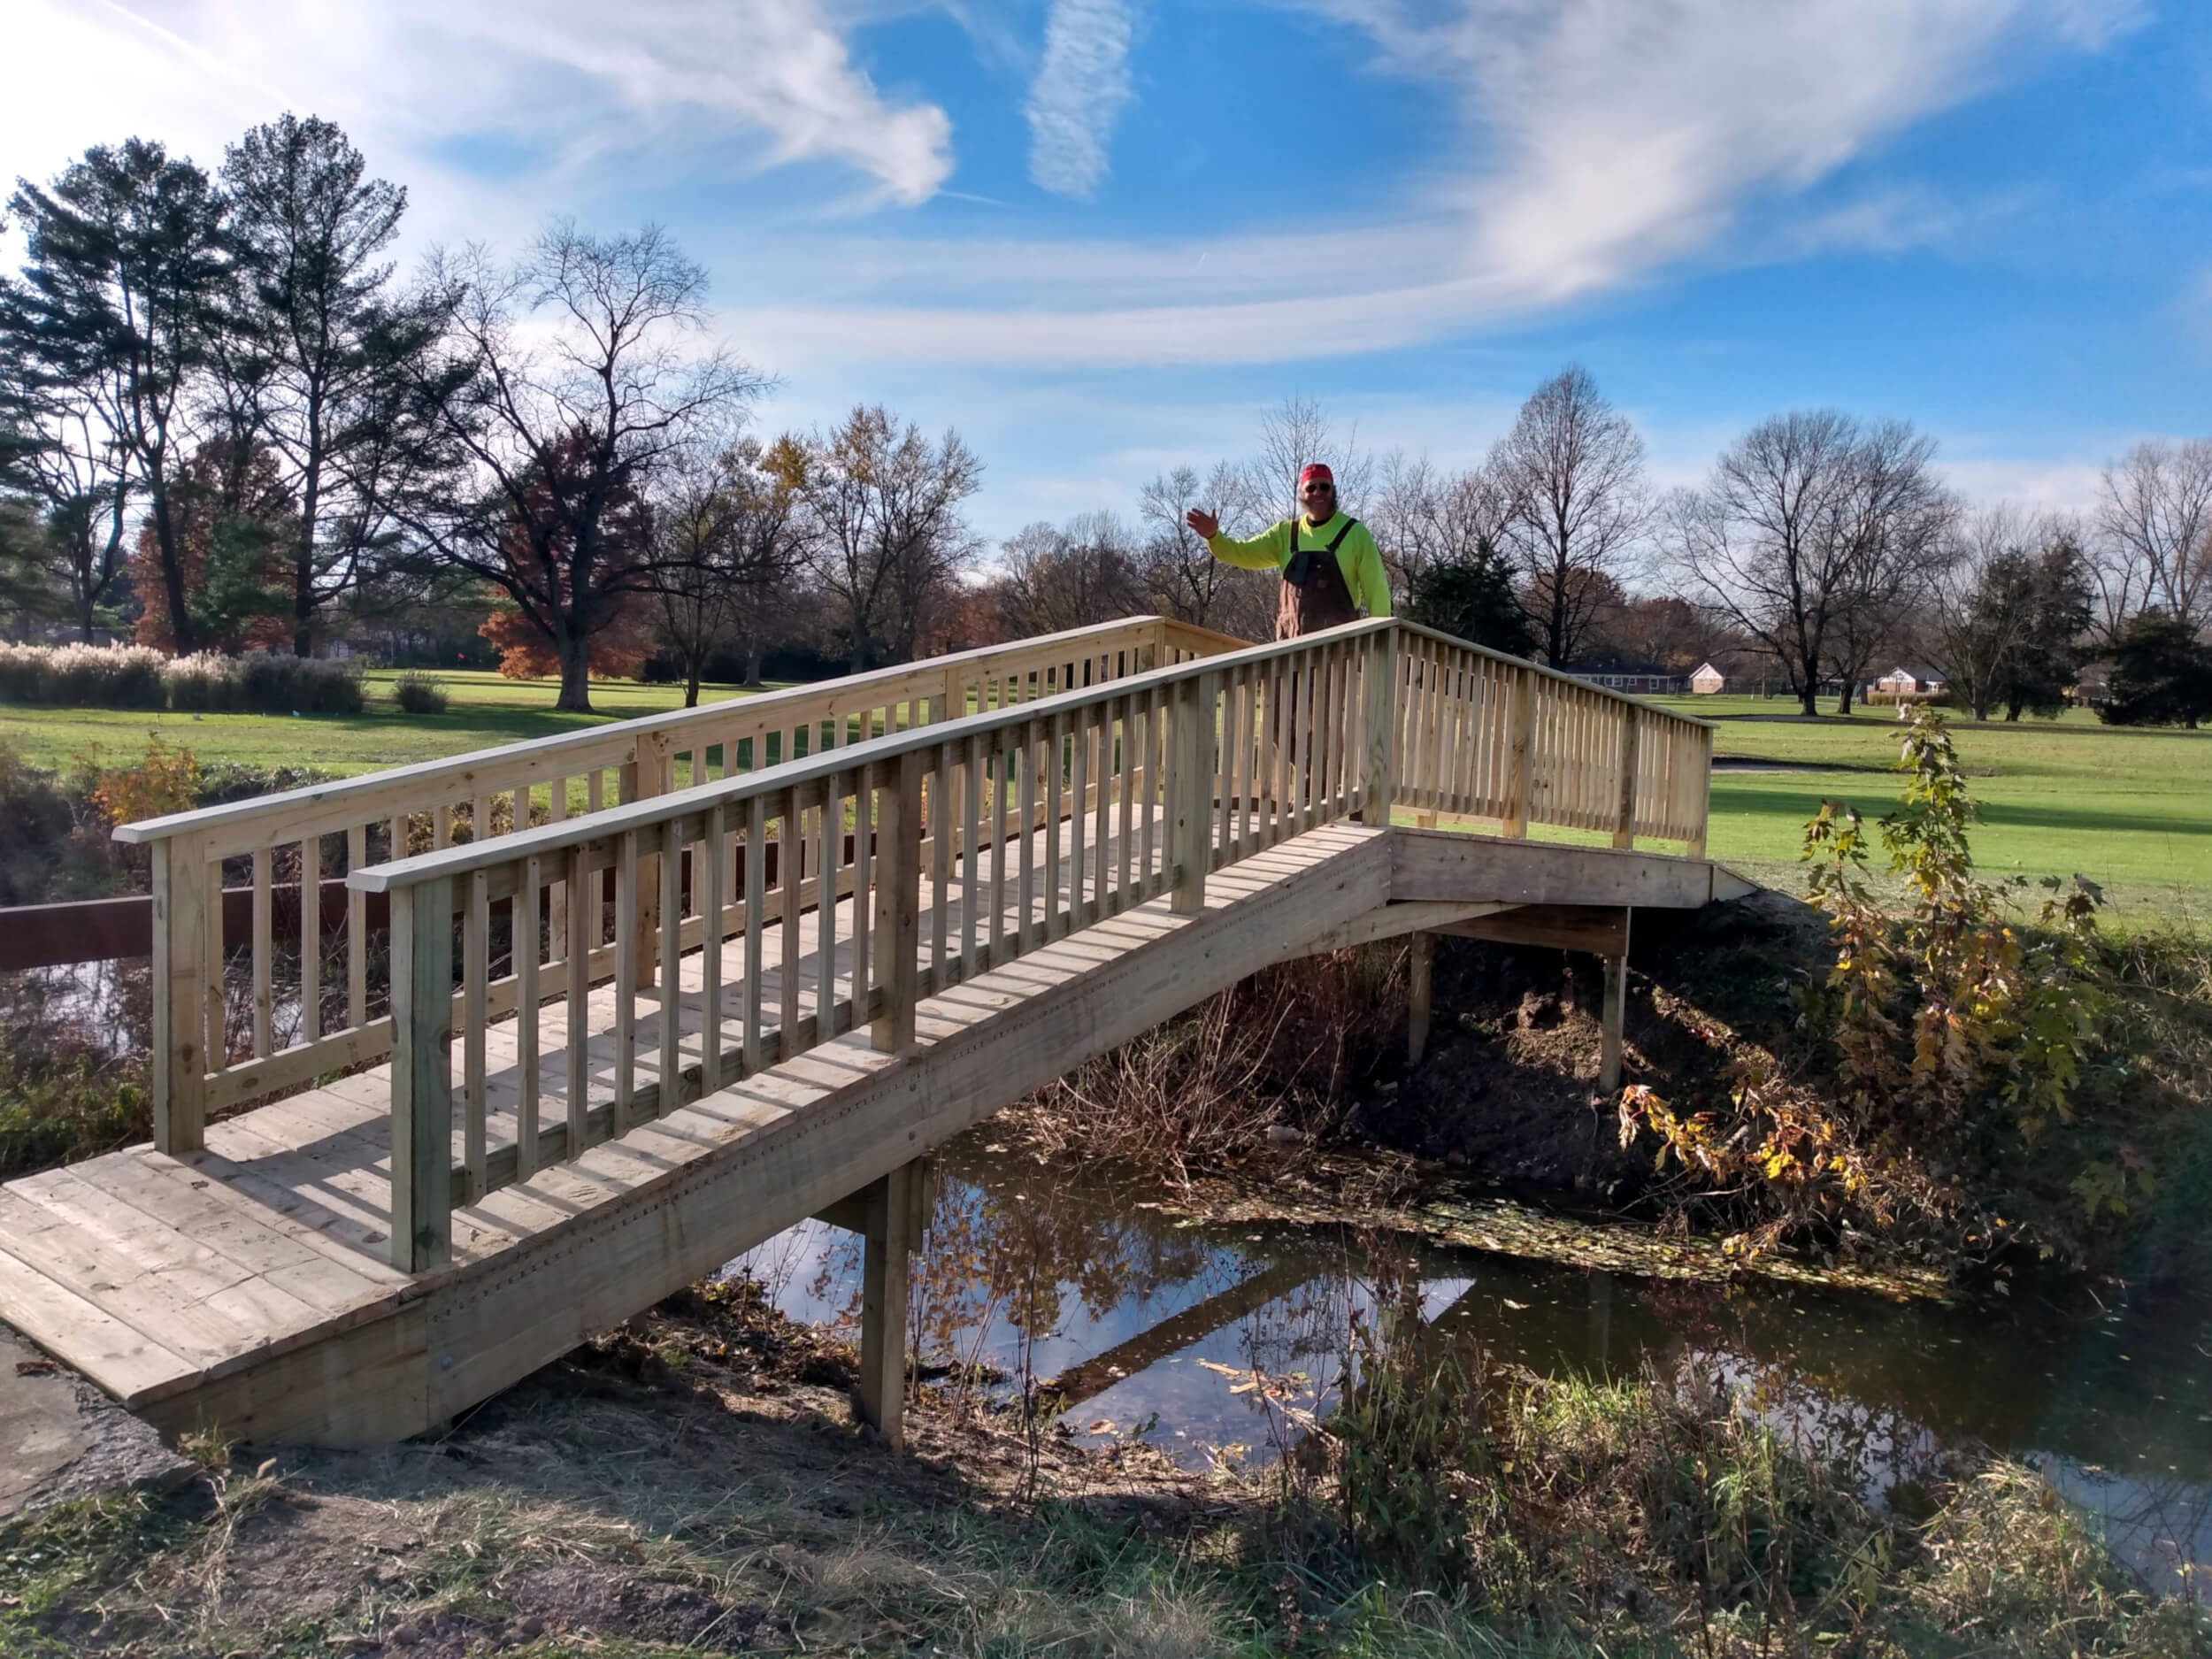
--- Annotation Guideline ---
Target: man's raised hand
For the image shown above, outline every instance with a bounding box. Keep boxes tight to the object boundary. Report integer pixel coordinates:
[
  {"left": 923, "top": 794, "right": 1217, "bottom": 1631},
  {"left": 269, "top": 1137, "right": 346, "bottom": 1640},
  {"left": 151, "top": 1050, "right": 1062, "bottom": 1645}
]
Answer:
[{"left": 1185, "top": 507, "right": 1220, "bottom": 541}]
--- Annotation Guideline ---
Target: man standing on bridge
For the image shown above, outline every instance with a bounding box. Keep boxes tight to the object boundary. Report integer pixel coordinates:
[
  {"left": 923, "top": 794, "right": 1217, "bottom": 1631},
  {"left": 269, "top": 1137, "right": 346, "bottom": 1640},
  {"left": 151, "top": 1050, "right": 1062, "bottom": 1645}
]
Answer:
[{"left": 1185, "top": 463, "right": 1392, "bottom": 639}]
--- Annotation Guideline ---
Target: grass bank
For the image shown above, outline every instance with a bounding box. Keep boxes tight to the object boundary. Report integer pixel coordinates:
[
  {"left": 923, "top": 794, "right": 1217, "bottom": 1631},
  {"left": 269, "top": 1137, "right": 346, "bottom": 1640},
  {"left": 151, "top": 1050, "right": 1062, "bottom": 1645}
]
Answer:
[
  {"left": 1646, "top": 699, "right": 2212, "bottom": 930},
  {"left": 3, "top": 1279, "right": 2199, "bottom": 1657}
]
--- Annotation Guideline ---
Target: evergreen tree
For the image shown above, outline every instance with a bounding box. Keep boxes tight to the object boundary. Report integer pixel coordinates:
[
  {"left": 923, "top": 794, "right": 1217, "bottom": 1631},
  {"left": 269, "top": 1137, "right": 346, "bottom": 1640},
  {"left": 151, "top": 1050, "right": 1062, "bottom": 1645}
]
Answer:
[
  {"left": 4, "top": 140, "right": 227, "bottom": 652},
  {"left": 2101, "top": 610, "right": 2212, "bottom": 728},
  {"left": 1405, "top": 534, "right": 1535, "bottom": 657}
]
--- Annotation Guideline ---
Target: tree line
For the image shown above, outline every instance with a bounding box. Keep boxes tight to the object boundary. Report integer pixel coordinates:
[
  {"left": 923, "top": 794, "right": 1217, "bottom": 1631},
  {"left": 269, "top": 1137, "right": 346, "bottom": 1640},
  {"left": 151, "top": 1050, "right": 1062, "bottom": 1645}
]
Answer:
[
  {"left": 0, "top": 119, "right": 980, "bottom": 713},
  {"left": 5, "top": 118, "right": 2208, "bottom": 724}
]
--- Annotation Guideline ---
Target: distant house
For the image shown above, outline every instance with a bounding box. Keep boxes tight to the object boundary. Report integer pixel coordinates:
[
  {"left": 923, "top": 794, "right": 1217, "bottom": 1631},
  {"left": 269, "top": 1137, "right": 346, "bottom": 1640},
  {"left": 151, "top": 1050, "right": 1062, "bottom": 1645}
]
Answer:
[
  {"left": 1871, "top": 666, "right": 1947, "bottom": 700},
  {"left": 1689, "top": 661, "right": 1726, "bottom": 695},
  {"left": 1568, "top": 663, "right": 1680, "bottom": 695}
]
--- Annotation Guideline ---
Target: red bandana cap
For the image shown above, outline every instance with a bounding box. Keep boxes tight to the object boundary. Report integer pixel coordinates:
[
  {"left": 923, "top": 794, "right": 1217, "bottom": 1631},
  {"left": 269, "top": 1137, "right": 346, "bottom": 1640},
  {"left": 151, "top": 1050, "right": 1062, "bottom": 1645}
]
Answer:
[{"left": 1299, "top": 464, "right": 1333, "bottom": 488}]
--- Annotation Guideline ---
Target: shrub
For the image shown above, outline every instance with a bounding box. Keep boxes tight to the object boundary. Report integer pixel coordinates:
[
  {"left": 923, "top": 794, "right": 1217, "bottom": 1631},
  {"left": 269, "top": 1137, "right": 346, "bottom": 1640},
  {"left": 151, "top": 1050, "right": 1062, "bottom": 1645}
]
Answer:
[
  {"left": 232, "top": 653, "right": 364, "bottom": 714},
  {"left": 160, "top": 651, "right": 238, "bottom": 711},
  {"left": 391, "top": 671, "right": 449, "bottom": 716},
  {"left": 0, "top": 642, "right": 167, "bottom": 709}
]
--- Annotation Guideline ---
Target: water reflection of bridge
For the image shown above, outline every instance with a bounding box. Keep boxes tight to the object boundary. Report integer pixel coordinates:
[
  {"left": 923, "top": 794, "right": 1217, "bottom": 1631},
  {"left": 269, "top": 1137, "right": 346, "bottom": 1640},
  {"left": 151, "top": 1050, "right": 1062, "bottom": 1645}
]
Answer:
[{"left": 2, "top": 615, "right": 1745, "bottom": 1448}]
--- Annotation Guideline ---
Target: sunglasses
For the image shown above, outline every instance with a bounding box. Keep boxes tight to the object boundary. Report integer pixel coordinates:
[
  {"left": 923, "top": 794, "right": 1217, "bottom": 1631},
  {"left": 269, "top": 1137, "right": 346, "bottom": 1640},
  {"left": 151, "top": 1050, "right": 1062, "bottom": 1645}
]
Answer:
[{"left": 1301, "top": 481, "right": 1335, "bottom": 492}]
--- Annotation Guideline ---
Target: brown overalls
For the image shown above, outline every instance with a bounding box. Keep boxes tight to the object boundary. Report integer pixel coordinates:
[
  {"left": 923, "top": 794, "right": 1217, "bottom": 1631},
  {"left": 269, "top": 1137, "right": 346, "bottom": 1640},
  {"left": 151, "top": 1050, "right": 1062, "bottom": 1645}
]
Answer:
[{"left": 1277, "top": 517, "right": 1362, "bottom": 640}]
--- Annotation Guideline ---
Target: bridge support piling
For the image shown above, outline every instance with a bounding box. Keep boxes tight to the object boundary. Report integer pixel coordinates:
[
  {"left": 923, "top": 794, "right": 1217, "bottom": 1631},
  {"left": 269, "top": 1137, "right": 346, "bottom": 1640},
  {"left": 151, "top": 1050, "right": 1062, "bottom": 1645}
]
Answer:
[
  {"left": 857, "top": 1158, "right": 930, "bottom": 1449},
  {"left": 1407, "top": 931, "right": 1433, "bottom": 1064},
  {"left": 1598, "top": 914, "right": 1632, "bottom": 1097}
]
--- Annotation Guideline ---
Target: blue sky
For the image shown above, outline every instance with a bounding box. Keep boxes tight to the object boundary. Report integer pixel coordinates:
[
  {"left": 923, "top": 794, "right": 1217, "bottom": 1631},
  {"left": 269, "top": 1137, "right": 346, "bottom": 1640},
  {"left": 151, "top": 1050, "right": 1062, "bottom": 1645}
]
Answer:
[{"left": 6, "top": 0, "right": 2208, "bottom": 544}]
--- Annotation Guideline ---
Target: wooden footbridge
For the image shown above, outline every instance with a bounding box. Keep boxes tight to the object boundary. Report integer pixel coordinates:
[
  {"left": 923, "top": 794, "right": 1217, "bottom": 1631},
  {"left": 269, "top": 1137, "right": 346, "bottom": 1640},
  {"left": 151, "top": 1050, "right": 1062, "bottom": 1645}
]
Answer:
[{"left": 1, "top": 617, "right": 1744, "bottom": 1447}]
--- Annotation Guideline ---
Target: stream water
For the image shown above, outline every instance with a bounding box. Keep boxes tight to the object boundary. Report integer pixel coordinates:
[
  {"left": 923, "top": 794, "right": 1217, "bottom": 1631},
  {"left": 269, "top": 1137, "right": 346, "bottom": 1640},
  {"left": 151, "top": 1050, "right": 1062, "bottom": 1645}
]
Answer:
[{"left": 733, "top": 1127, "right": 2212, "bottom": 1596}]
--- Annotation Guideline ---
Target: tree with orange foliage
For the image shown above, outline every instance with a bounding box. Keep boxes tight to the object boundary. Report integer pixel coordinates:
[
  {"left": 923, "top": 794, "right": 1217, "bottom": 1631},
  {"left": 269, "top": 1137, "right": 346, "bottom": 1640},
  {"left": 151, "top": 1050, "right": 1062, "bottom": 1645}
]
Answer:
[
  {"left": 480, "top": 595, "right": 649, "bottom": 680},
  {"left": 129, "top": 438, "right": 295, "bottom": 653}
]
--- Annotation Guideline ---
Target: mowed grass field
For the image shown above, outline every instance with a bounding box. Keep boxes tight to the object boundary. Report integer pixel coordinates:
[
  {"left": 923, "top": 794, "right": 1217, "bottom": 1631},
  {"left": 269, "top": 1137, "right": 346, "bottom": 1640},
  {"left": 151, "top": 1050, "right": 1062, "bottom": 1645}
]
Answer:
[
  {"left": 2, "top": 672, "right": 2205, "bottom": 929},
  {"left": 1647, "top": 695, "right": 2212, "bottom": 931},
  {"left": 0, "top": 668, "right": 770, "bottom": 776}
]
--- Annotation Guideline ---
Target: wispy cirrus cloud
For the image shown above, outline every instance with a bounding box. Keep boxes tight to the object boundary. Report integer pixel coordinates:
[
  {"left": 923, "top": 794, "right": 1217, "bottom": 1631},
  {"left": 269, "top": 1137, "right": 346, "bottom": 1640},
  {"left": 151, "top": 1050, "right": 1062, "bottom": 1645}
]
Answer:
[
  {"left": 1, "top": 0, "right": 955, "bottom": 229},
  {"left": 1025, "top": 0, "right": 1137, "bottom": 197}
]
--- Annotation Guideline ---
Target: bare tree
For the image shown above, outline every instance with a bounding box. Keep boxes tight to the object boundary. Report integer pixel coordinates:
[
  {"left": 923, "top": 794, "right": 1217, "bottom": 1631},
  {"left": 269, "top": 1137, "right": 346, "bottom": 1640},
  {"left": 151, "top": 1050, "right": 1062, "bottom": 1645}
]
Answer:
[
  {"left": 0, "top": 377, "right": 131, "bottom": 639},
  {"left": 1135, "top": 460, "right": 1271, "bottom": 635},
  {"left": 994, "top": 511, "right": 1143, "bottom": 639},
  {"left": 1669, "top": 410, "right": 1861, "bottom": 716},
  {"left": 1489, "top": 365, "right": 1650, "bottom": 665},
  {"left": 1366, "top": 449, "right": 1507, "bottom": 605},
  {"left": 1820, "top": 419, "right": 1955, "bottom": 714},
  {"left": 649, "top": 431, "right": 805, "bottom": 706},
  {"left": 2094, "top": 438, "right": 2212, "bottom": 641},
  {"left": 384, "top": 222, "right": 766, "bottom": 711},
  {"left": 1249, "top": 394, "right": 1372, "bottom": 525},
  {"left": 795, "top": 405, "right": 981, "bottom": 671}
]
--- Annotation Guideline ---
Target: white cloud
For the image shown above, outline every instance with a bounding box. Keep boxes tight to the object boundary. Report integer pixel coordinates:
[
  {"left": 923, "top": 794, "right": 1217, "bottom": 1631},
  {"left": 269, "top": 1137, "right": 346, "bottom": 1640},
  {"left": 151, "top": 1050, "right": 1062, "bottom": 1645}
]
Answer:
[
  {"left": 0, "top": 0, "right": 953, "bottom": 227},
  {"left": 1025, "top": 0, "right": 1136, "bottom": 198}
]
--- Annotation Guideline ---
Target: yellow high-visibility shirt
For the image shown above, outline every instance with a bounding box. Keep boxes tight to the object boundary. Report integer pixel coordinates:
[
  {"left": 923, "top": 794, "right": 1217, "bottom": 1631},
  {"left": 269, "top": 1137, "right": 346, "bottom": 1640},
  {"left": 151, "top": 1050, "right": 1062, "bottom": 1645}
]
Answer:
[{"left": 1205, "top": 512, "right": 1393, "bottom": 618}]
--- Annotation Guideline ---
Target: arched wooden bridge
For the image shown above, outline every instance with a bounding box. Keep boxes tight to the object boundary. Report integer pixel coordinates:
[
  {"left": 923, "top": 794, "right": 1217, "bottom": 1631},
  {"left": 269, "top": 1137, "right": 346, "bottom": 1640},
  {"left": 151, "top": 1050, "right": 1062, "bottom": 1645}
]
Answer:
[{"left": 1, "top": 617, "right": 1746, "bottom": 1446}]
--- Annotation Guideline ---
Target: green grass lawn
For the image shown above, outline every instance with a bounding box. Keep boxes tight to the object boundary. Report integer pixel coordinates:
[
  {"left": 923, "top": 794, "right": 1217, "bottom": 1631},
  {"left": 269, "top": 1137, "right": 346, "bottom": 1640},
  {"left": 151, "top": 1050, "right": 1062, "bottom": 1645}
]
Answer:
[
  {"left": 1647, "top": 697, "right": 2212, "bottom": 930},
  {"left": 4, "top": 672, "right": 2206, "bottom": 930},
  {"left": 0, "top": 669, "right": 770, "bottom": 778}
]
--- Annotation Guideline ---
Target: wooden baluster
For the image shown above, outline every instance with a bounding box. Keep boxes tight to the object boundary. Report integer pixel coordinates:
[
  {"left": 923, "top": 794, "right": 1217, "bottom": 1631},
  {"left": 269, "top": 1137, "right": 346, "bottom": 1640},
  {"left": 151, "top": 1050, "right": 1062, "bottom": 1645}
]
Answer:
[
  {"left": 745, "top": 795, "right": 767, "bottom": 1076},
  {"left": 990, "top": 736, "right": 1010, "bottom": 963},
  {"left": 565, "top": 844, "right": 590, "bottom": 1154},
  {"left": 852, "top": 765, "right": 874, "bottom": 1033},
  {"left": 472, "top": 791, "right": 493, "bottom": 847},
  {"left": 780, "top": 785, "right": 803, "bottom": 1054},
  {"left": 1613, "top": 706, "right": 1641, "bottom": 849},
  {"left": 1141, "top": 683, "right": 1164, "bottom": 889},
  {"left": 517, "top": 854, "right": 541, "bottom": 1182},
  {"left": 1065, "top": 710, "right": 1086, "bottom": 930},
  {"left": 389, "top": 876, "right": 453, "bottom": 1272},
  {"left": 658, "top": 819, "right": 683, "bottom": 1114},
  {"left": 346, "top": 824, "right": 367, "bottom": 1032},
  {"left": 614, "top": 831, "right": 639, "bottom": 1132},
  {"left": 464, "top": 866, "right": 488, "bottom": 1202},
  {"left": 299, "top": 834, "right": 320, "bottom": 1044},
  {"left": 1686, "top": 725, "right": 1712, "bottom": 858},
  {"left": 961, "top": 734, "right": 983, "bottom": 979},
  {"left": 251, "top": 846, "right": 273, "bottom": 1059},
  {"left": 151, "top": 831, "right": 210, "bottom": 1154},
  {"left": 702, "top": 804, "right": 725, "bottom": 1094},
  {"left": 204, "top": 856, "right": 224, "bottom": 1071},
  {"left": 931, "top": 741, "right": 951, "bottom": 980},
  {"left": 548, "top": 779, "right": 569, "bottom": 964},
  {"left": 818, "top": 772, "right": 841, "bottom": 1040},
  {"left": 873, "top": 750, "right": 923, "bottom": 1054},
  {"left": 1018, "top": 723, "right": 1039, "bottom": 952},
  {"left": 1115, "top": 695, "right": 1136, "bottom": 913},
  {"left": 1092, "top": 713, "right": 1111, "bottom": 919}
]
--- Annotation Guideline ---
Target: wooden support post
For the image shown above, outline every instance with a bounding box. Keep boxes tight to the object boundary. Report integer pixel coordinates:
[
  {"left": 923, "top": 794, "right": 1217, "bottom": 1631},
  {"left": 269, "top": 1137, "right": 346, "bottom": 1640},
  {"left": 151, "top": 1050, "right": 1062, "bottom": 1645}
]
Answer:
[
  {"left": 389, "top": 879, "right": 454, "bottom": 1272},
  {"left": 1611, "top": 707, "right": 1641, "bottom": 850},
  {"left": 857, "top": 1159, "right": 927, "bottom": 1448},
  {"left": 150, "top": 832, "right": 209, "bottom": 1154},
  {"left": 1169, "top": 672, "right": 1217, "bottom": 916},
  {"left": 625, "top": 731, "right": 672, "bottom": 989},
  {"left": 872, "top": 751, "right": 924, "bottom": 1055},
  {"left": 1599, "top": 913, "right": 1632, "bottom": 1098},
  {"left": 1358, "top": 629, "right": 1397, "bottom": 826},
  {"left": 1502, "top": 672, "right": 1533, "bottom": 839},
  {"left": 1408, "top": 930, "right": 1433, "bottom": 1065}
]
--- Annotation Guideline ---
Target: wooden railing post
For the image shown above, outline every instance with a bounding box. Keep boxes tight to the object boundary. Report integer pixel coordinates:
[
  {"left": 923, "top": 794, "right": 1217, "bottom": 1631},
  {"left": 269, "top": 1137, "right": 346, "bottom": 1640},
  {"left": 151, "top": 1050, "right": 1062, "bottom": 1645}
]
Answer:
[
  {"left": 1169, "top": 671, "right": 1217, "bottom": 914},
  {"left": 389, "top": 878, "right": 454, "bottom": 1272},
  {"left": 872, "top": 750, "right": 924, "bottom": 1055},
  {"left": 1502, "top": 672, "right": 1534, "bottom": 839},
  {"left": 1612, "top": 707, "right": 1641, "bottom": 849},
  {"left": 1359, "top": 627, "right": 1397, "bottom": 826},
  {"left": 1686, "top": 725, "right": 1713, "bottom": 858},
  {"left": 150, "top": 831, "right": 209, "bottom": 1154},
  {"left": 857, "top": 1158, "right": 928, "bottom": 1448},
  {"left": 625, "top": 730, "right": 672, "bottom": 990}
]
